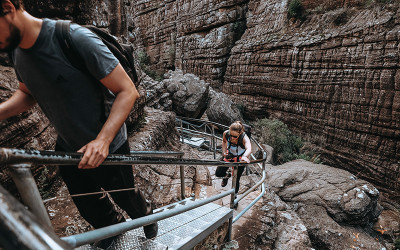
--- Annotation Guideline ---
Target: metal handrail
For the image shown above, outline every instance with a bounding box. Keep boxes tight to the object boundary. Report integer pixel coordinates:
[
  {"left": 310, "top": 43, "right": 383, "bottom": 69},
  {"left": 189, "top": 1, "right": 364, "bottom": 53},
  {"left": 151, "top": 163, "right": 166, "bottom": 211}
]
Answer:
[
  {"left": 233, "top": 152, "right": 266, "bottom": 223},
  {"left": 61, "top": 189, "right": 235, "bottom": 247},
  {"left": 0, "top": 147, "right": 263, "bottom": 166},
  {"left": 176, "top": 116, "right": 230, "bottom": 131},
  {"left": 129, "top": 150, "right": 184, "bottom": 157},
  {"left": 176, "top": 117, "right": 267, "bottom": 223},
  {"left": 0, "top": 117, "right": 267, "bottom": 249}
]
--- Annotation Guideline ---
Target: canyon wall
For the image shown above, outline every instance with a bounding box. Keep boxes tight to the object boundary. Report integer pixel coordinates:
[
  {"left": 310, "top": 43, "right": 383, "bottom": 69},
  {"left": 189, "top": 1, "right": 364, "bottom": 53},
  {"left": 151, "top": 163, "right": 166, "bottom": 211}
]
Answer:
[
  {"left": 118, "top": 0, "right": 398, "bottom": 199},
  {"left": 128, "top": 0, "right": 399, "bottom": 200},
  {"left": 222, "top": 0, "right": 400, "bottom": 200}
]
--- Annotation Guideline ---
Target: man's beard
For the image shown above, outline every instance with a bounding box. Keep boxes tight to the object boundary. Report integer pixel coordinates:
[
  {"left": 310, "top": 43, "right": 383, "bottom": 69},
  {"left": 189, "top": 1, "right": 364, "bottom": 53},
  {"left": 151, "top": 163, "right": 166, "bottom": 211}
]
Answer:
[{"left": 0, "top": 22, "right": 21, "bottom": 53}]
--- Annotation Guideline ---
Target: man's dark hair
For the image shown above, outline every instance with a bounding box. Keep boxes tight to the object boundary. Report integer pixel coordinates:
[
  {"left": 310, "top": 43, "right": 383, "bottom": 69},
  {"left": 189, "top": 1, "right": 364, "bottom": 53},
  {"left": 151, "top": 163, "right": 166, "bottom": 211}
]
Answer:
[{"left": 0, "top": 0, "right": 23, "bottom": 15}]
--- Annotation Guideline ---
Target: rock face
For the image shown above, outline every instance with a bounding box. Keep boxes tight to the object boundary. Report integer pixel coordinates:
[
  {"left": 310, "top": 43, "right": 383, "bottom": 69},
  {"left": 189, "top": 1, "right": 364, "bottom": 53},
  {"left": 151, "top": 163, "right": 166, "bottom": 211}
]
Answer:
[
  {"left": 23, "top": 0, "right": 129, "bottom": 37},
  {"left": 128, "top": 0, "right": 248, "bottom": 87},
  {"left": 222, "top": 0, "right": 400, "bottom": 201},
  {"left": 124, "top": 0, "right": 400, "bottom": 201}
]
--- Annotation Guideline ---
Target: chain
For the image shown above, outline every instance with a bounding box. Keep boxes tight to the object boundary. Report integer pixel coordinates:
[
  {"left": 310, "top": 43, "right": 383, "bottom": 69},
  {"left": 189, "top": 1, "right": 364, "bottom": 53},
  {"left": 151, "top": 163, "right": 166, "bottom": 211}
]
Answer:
[{"left": 42, "top": 181, "right": 196, "bottom": 203}]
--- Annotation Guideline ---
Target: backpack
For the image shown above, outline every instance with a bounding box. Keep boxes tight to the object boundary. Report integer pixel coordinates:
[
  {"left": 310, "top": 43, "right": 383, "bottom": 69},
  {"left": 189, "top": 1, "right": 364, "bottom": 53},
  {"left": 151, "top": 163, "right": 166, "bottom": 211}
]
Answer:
[{"left": 55, "top": 20, "right": 139, "bottom": 86}]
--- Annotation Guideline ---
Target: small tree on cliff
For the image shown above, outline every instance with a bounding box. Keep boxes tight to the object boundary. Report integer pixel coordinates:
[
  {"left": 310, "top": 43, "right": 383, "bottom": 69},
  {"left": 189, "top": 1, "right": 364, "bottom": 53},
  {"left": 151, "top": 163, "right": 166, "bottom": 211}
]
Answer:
[{"left": 288, "top": 0, "right": 306, "bottom": 20}]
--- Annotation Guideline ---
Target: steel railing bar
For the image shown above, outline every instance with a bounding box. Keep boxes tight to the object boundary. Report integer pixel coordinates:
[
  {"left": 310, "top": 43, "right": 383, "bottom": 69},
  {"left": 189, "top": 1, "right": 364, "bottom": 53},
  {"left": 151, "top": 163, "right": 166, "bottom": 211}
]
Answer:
[
  {"left": 177, "top": 127, "right": 223, "bottom": 140},
  {"left": 1, "top": 116, "right": 268, "bottom": 249},
  {"left": 0, "top": 147, "right": 263, "bottom": 166},
  {"left": 176, "top": 117, "right": 229, "bottom": 131},
  {"left": 129, "top": 150, "right": 184, "bottom": 157},
  {"left": 233, "top": 182, "right": 265, "bottom": 223},
  {"left": 61, "top": 189, "right": 235, "bottom": 248},
  {"left": 233, "top": 152, "right": 267, "bottom": 222}
]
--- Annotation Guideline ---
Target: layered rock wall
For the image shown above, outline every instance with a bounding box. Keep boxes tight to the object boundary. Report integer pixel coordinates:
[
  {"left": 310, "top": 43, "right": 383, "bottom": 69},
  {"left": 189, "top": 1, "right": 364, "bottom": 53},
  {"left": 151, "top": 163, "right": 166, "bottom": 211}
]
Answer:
[
  {"left": 124, "top": 0, "right": 400, "bottom": 200},
  {"left": 223, "top": 0, "right": 399, "bottom": 199},
  {"left": 128, "top": 0, "right": 248, "bottom": 87}
]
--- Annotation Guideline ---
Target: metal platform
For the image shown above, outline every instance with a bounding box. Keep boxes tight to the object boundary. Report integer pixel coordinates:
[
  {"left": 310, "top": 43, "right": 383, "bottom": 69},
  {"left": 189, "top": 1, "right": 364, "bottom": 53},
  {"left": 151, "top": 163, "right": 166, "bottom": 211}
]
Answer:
[
  {"left": 77, "top": 199, "right": 232, "bottom": 250},
  {"left": 181, "top": 137, "right": 206, "bottom": 148}
]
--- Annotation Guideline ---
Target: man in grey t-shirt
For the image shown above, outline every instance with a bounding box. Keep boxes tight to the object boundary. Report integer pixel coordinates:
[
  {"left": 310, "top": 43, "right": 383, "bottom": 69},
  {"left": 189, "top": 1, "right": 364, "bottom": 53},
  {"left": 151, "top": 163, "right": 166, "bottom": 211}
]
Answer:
[{"left": 0, "top": 0, "right": 157, "bottom": 246}]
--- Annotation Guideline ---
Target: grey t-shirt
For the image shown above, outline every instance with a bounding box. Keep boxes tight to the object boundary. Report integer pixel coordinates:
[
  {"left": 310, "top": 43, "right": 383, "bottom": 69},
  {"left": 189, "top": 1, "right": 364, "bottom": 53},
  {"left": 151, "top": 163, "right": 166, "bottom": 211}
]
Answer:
[{"left": 13, "top": 19, "right": 127, "bottom": 153}]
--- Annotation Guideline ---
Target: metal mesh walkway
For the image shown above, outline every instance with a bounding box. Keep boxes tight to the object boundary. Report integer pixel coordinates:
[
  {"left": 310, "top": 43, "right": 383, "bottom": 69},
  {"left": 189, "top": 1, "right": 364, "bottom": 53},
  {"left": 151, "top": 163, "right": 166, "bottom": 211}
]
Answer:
[{"left": 77, "top": 198, "right": 232, "bottom": 250}]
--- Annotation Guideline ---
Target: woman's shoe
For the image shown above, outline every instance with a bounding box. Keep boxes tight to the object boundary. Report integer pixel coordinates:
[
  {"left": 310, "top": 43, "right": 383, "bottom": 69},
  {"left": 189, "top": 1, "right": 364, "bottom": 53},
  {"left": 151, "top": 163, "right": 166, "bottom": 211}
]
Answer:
[{"left": 221, "top": 172, "right": 231, "bottom": 187}]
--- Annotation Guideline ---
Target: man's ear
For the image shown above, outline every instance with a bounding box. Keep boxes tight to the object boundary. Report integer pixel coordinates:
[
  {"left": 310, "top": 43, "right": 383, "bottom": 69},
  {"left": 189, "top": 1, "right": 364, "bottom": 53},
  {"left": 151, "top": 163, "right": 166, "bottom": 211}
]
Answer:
[{"left": 1, "top": 0, "right": 16, "bottom": 16}]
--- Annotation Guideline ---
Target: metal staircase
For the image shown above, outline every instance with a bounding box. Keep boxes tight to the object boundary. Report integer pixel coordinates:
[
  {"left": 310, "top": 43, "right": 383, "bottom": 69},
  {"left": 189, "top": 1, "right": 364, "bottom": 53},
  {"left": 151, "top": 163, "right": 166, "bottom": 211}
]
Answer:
[
  {"left": 79, "top": 199, "right": 232, "bottom": 250},
  {"left": 0, "top": 117, "right": 266, "bottom": 250}
]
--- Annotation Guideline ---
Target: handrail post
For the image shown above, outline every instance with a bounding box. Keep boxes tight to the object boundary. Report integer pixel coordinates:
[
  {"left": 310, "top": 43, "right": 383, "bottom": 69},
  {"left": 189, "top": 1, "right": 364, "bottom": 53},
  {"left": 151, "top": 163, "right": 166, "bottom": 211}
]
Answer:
[
  {"left": 0, "top": 184, "right": 71, "bottom": 249},
  {"left": 230, "top": 166, "right": 238, "bottom": 209},
  {"left": 212, "top": 126, "right": 216, "bottom": 159},
  {"left": 227, "top": 217, "right": 233, "bottom": 241},
  {"left": 180, "top": 120, "right": 184, "bottom": 143},
  {"left": 8, "top": 164, "right": 52, "bottom": 228},
  {"left": 179, "top": 154, "right": 185, "bottom": 200}
]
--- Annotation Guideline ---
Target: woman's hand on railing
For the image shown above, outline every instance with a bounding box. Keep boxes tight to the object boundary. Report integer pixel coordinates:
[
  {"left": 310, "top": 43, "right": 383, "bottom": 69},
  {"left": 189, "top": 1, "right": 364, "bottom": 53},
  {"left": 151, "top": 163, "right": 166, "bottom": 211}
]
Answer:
[{"left": 240, "top": 156, "right": 250, "bottom": 163}]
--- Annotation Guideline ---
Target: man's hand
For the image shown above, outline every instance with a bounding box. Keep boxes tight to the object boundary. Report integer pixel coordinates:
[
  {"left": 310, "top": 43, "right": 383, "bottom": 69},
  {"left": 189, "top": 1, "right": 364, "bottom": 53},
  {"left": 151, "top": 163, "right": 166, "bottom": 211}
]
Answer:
[
  {"left": 240, "top": 156, "right": 250, "bottom": 163},
  {"left": 77, "top": 138, "right": 110, "bottom": 169}
]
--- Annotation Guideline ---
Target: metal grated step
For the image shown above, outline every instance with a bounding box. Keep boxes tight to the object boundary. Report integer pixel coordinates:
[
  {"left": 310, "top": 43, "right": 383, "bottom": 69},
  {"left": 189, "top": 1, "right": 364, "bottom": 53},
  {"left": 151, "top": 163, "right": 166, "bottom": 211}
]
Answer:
[{"left": 76, "top": 199, "right": 232, "bottom": 250}]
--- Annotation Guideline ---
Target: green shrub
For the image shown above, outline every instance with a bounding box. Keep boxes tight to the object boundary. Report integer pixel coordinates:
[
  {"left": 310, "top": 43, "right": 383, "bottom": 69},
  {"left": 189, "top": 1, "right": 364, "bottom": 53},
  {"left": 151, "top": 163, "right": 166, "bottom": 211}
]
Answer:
[
  {"left": 333, "top": 11, "right": 349, "bottom": 26},
  {"left": 231, "top": 21, "right": 247, "bottom": 39},
  {"left": 288, "top": 0, "right": 305, "bottom": 20},
  {"left": 252, "top": 118, "right": 302, "bottom": 164},
  {"left": 136, "top": 50, "right": 150, "bottom": 67},
  {"left": 136, "top": 49, "right": 164, "bottom": 81},
  {"left": 252, "top": 118, "right": 321, "bottom": 165},
  {"left": 395, "top": 237, "right": 400, "bottom": 250},
  {"left": 144, "top": 68, "right": 164, "bottom": 81}
]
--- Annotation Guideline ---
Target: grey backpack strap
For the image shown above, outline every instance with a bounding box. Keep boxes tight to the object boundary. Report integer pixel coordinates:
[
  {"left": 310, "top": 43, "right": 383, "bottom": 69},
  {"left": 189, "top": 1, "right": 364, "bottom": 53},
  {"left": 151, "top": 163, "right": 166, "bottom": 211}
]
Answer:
[{"left": 55, "top": 20, "right": 86, "bottom": 72}]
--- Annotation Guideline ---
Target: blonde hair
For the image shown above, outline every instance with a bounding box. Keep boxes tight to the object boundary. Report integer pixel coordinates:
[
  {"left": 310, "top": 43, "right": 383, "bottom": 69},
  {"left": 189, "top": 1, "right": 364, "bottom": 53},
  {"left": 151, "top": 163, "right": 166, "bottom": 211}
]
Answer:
[{"left": 229, "top": 121, "right": 244, "bottom": 133}]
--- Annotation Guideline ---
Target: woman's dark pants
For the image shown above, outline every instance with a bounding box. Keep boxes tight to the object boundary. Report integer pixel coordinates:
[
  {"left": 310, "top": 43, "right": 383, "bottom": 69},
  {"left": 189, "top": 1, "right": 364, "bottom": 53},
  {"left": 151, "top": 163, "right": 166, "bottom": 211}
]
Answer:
[{"left": 215, "top": 165, "right": 245, "bottom": 193}]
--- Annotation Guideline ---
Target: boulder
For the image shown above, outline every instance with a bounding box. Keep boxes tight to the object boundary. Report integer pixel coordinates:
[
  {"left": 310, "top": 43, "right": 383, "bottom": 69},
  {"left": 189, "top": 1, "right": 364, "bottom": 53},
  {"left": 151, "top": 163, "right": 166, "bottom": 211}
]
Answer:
[
  {"left": 206, "top": 87, "right": 243, "bottom": 126},
  {"left": 268, "top": 160, "right": 387, "bottom": 249},
  {"left": 232, "top": 189, "right": 312, "bottom": 250},
  {"left": 142, "top": 70, "right": 210, "bottom": 118},
  {"left": 165, "top": 70, "right": 210, "bottom": 118},
  {"left": 268, "top": 160, "right": 382, "bottom": 225}
]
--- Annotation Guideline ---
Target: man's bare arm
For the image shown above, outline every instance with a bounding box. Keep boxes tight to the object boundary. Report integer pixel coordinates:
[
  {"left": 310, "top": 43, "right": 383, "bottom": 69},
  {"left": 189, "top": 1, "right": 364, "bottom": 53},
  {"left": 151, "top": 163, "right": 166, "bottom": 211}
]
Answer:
[
  {"left": 0, "top": 82, "right": 36, "bottom": 120},
  {"left": 78, "top": 64, "right": 139, "bottom": 169}
]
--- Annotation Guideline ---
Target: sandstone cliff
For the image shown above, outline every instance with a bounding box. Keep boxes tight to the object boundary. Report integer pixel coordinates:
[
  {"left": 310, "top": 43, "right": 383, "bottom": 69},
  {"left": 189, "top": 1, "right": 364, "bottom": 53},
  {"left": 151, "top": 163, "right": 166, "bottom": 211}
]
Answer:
[
  {"left": 223, "top": 0, "right": 400, "bottom": 201},
  {"left": 121, "top": 0, "right": 399, "bottom": 201}
]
